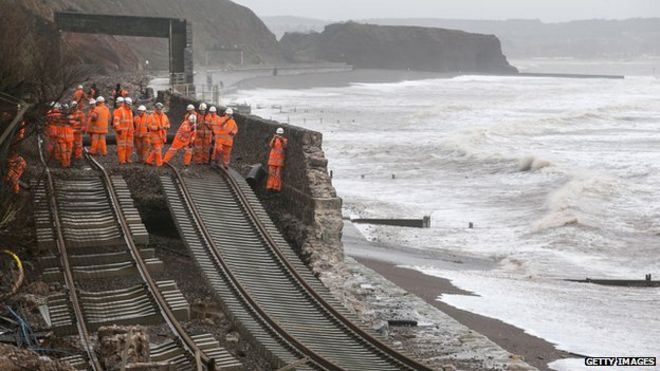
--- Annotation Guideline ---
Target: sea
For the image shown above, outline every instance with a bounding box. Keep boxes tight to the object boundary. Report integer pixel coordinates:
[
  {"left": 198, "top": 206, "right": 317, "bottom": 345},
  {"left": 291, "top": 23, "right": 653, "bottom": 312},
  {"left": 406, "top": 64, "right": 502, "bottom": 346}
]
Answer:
[{"left": 227, "top": 58, "right": 660, "bottom": 371}]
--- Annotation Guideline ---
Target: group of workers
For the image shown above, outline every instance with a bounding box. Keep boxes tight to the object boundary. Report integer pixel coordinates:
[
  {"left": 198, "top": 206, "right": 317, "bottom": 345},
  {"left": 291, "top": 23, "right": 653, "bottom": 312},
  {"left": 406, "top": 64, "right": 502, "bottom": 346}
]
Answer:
[{"left": 41, "top": 84, "right": 288, "bottom": 192}]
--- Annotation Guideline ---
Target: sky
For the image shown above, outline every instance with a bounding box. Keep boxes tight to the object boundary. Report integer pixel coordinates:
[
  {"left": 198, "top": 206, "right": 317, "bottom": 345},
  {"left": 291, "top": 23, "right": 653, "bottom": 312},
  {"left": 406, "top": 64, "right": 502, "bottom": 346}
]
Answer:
[{"left": 231, "top": 0, "right": 660, "bottom": 22}]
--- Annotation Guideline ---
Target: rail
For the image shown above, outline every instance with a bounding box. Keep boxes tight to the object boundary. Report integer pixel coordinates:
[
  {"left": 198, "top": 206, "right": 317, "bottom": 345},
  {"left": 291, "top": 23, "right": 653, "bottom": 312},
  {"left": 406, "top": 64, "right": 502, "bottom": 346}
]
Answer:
[
  {"left": 214, "top": 165, "right": 433, "bottom": 371},
  {"left": 37, "top": 137, "right": 103, "bottom": 371},
  {"left": 85, "top": 151, "right": 216, "bottom": 371},
  {"left": 165, "top": 162, "right": 433, "bottom": 370}
]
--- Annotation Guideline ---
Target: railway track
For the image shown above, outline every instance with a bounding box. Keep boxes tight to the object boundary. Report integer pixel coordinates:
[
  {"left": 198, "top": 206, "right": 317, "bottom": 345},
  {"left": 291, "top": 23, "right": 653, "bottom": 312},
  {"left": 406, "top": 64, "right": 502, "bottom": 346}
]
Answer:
[
  {"left": 34, "top": 139, "right": 241, "bottom": 371},
  {"left": 162, "top": 164, "right": 433, "bottom": 371}
]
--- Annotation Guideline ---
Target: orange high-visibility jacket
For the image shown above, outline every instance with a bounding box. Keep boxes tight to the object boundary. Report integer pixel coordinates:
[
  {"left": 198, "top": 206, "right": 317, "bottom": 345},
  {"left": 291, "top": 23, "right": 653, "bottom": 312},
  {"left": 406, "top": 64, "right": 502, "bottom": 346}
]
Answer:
[
  {"left": 113, "top": 106, "right": 132, "bottom": 132},
  {"left": 46, "top": 109, "right": 62, "bottom": 137},
  {"left": 134, "top": 113, "right": 149, "bottom": 137},
  {"left": 88, "top": 103, "right": 110, "bottom": 134},
  {"left": 70, "top": 110, "right": 86, "bottom": 132},
  {"left": 268, "top": 135, "right": 288, "bottom": 167},
  {"left": 212, "top": 116, "right": 238, "bottom": 146},
  {"left": 73, "top": 88, "right": 87, "bottom": 105},
  {"left": 58, "top": 118, "right": 74, "bottom": 143},
  {"left": 123, "top": 106, "right": 134, "bottom": 133},
  {"left": 173, "top": 118, "right": 196, "bottom": 147},
  {"left": 147, "top": 112, "right": 170, "bottom": 143}
]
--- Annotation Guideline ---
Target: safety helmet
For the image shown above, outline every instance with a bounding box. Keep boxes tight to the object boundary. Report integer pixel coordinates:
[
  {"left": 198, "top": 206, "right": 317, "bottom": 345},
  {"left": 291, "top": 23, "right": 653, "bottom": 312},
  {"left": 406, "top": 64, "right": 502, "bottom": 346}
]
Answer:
[
  {"left": 186, "top": 104, "right": 195, "bottom": 111},
  {"left": 188, "top": 114, "right": 197, "bottom": 123},
  {"left": 125, "top": 97, "right": 132, "bottom": 105},
  {"left": 209, "top": 106, "right": 217, "bottom": 113},
  {"left": 225, "top": 107, "right": 233, "bottom": 115},
  {"left": 97, "top": 96, "right": 105, "bottom": 103},
  {"left": 116, "top": 97, "right": 125, "bottom": 104},
  {"left": 276, "top": 127, "right": 284, "bottom": 135},
  {"left": 89, "top": 98, "right": 96, "bottom": 105},
  {"left": 77, "top": 84, "right": 83, "bottom": 89},
  {"left": 155, "top": 102, "right": 164, "bottom": 109},
  {"left": 54, "top": 103, "right": 62, "bottom": 109},
  {"left": 62, "top": 103, "right": 69, "bottom": 110},
  {"left": 71, "top": 100, "right": 78, "bottom": 107},
  {"left": 199, "top": 103, "right": 207, "bottom": 111},
  {"left": 137, "top": 105, "right": 147, "bottom": 112}
]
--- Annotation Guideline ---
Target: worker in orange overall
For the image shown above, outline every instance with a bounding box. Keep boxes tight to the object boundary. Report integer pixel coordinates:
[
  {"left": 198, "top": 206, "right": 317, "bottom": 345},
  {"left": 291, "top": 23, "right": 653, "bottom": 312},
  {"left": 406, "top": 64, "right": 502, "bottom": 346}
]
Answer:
[
  {"left": 69, "top": 101, "right": 86, "bottom": 159},
  {"left": 146, "top": 102, "right": 170, "bottom": 167},
  {"left": 5, "top": 150, "right": 26, "bottom": 193},
  {"left": 193, "top": 104, "right": 214, "bottom": 164},
  {"left": 73, "top": 84, "right": 87, "bottom": 108},
  {"left": 133, "top": 105, "right": 150, "bottom": 163},
  {"left": 112, "top": 97, "right": 133, "bottom": 164},
  {"left": 123, "top": 97, "right": 135, "bottom": 163},
  {"left": 266, "top": 127, "right": 288, "bottom": 192},
  {"left": 164, "top": 114, "right": 197, "bottom": 166},
  {"left": 212, "top": 107, "right": 238, "bottom": 169},
  {"left": 57, "top": 105, "right": 74, "bottom": 168},
  {"left": 88, "top": 96, "right": 110, "bottom": 156},
  {"left": 45, "top": 103, "right": 63, "bottom": 160}
]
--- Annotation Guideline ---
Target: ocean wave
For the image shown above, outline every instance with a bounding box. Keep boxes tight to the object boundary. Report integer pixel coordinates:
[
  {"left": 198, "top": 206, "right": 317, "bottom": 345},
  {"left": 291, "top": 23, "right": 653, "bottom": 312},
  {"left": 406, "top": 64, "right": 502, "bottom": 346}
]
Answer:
[{"left": 532, "top": 173, "right": 621, "bottom": 232}]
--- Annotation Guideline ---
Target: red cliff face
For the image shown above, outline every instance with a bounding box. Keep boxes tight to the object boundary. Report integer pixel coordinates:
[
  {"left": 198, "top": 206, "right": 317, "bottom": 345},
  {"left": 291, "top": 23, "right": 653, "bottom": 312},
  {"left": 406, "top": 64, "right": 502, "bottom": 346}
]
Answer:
[
  {"left": 20, "top": 0, "right": 284, "bottom": 71},
  {"left": 282, "top": 22, "right": 518, "bottom": 74}
]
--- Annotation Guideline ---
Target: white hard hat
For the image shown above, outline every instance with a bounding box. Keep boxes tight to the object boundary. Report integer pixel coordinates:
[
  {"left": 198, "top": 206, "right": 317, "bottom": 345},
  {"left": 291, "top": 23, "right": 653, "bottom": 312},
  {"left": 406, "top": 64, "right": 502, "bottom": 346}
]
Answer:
[
  {"left": 155, "top": 102, "right": 164, "bottom": 109},
  {"left": 125, "top": 97, "right": 132, "bottom": 105},
  {"left": 71, "top": 100, "right": 78, "bottom": 106},
  {"left": 89, "top": 98, "right": 96, "bottom": 105},
  {"left": 116, "top": 97, "right": 125, "bottom": 103},
  {"left": 199, "top": 103, "right": 207, "bottom": 111},
  {"left": 209, "top": 106, "right": 217, "bottom": 113},
  {"left": 138, "top": 105, "right": 147, "bottom": 112},
  {"left": 77, "top": 85, "right": 83, "bottom": 89},
  {"left": 188, "top": 114, "right": 197, "bottom": 123},
  {"left": 225, "top": 107, "right": 233, "bottom": 115},
  {"left": 276, "top": 127, "right": 284, "bottom": 135},
  {"left": 186, "top": 104, "right": 195, "bottom": 111},
  {"left": 97, "top": 96, "right": 105, "bottom": 103},
  {"left": 54, "top": 103, "right": 62, "bottom": 109}
]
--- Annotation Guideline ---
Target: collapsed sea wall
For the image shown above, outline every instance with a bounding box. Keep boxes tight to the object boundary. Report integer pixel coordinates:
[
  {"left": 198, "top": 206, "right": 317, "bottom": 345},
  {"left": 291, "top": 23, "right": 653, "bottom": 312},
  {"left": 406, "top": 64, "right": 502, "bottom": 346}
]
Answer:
[{"left": 161, "top": 91, "right": 344, "bottom": 272}]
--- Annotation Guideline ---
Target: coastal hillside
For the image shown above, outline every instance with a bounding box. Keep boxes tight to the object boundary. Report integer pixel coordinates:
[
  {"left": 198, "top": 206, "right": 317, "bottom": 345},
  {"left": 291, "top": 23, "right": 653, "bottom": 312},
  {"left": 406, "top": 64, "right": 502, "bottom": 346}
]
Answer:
[
  {"left": 280, "top": 22, "right": 517, "bottom": 74},
  {"left": 19, "top": 0, "right": 284, "bottom": 70},
  {"left": 266, "top": 16, "right": 660, "bottom": 59}
]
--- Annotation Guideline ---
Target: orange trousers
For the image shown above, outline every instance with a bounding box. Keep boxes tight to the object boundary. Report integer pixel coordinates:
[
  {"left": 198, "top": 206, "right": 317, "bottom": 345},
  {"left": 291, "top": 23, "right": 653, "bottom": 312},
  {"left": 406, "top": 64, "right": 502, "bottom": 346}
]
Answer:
[
  {"left": 46, "top": 135, "right": 58, "bottom": 161},
  {"left": 193, "top": 142, "right": 212, "bottom": 164},
  {"left": 5, "top": 156, "right": 26, "bottom": 193},
  {"left": 267, "top": 165, "right": 283, "bottom": 191},
  {"left": 57, "top": 140, "right": 73, "bottom": 167},
  {"left": 163, "top": 140, "right": 193, "bottom": 166},
  {"left": 134, "top": 135, "right": 149, "bottom": 163},
  {"left": 212, "top": 144, "right": 232, "bottom": 167},
  {"left": 116, "top": 130, "right": 135, "bottom": 164},
  {"left": 89, "top": 134, "right": 107, "bottom": 156},
  {"left": 147, "top": 143, "right": 164, "bottom": 167},
  {"left": 73, "top": 132, "right": 84, "bottom": 159}
]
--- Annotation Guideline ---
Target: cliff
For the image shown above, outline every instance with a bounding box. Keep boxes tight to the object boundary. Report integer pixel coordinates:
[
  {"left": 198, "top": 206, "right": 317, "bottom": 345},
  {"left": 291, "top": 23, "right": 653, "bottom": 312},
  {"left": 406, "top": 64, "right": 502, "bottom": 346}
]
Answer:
[
  {"left": 280, "top": 22, "right": 517, "bottom": 74},
  {"left": 19, "top": 0, "right": 284, "bottom": 71}
]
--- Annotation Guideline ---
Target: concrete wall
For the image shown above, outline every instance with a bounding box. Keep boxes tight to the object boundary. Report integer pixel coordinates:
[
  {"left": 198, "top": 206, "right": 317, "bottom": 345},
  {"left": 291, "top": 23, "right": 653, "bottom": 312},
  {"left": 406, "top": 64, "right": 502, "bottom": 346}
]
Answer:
[{"left": 161, "top": 91, "right": 344, "bottom": 271}]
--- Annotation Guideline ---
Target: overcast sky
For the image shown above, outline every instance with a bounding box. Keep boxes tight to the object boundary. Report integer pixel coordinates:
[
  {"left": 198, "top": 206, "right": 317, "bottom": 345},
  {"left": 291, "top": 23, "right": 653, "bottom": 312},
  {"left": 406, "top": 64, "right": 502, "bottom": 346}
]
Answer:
[{"left": 232, "top": 0, "right": 660, "bottom": 22}]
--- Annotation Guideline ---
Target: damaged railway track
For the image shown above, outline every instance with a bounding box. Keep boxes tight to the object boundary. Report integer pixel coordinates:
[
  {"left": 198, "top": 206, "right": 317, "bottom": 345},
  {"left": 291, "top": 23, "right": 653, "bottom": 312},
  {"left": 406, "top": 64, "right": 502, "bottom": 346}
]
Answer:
[
  {"left": 34, "top": 138, "right": 240, "bottom": 371},
  {"left": 161, "top": 163, "right": 433, "bottom": 371}
]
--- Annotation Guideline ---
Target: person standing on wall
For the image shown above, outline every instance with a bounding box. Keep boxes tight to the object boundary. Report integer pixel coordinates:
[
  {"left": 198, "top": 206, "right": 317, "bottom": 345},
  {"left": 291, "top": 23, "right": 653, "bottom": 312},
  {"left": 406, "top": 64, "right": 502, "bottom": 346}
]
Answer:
[
  {"left": 87, "top": 96, "right": 110, "bottom": 156},
  {"left": 146, "top": 102, "right": 170, "bottom": 167},
  {"left": 212, "top": 107, "right": 238, "bottom": 169},
  {"left": 266, "top": 127, "right": 288, "bottom": 192}
]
